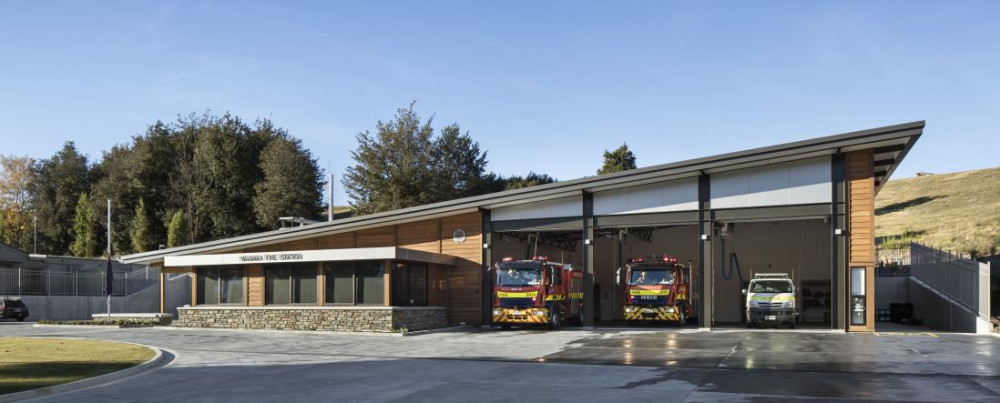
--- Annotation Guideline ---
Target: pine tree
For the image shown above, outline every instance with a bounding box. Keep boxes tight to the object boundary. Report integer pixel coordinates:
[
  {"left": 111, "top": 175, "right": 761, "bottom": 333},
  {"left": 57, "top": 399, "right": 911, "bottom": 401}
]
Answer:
[
  {"left": 342, "top": 102, "right": 492, "bottom": 214},
  {"left": 597, "top": 143, "right": 637, "bottom": 175},
  {"left": 31, "top": 142, "right": 89, "bottom": 254},
  {"left": 253, "top": 136, "right": 323, "bottom": 229},
  {"left": 166, "top": 210, "right": 190, "bottom": 248},
  {"left": 130, "top": 197, "right": 154, "bottom": 253},
  {"left": 70, "top": 192, "right": 97, "bottom": 257}
]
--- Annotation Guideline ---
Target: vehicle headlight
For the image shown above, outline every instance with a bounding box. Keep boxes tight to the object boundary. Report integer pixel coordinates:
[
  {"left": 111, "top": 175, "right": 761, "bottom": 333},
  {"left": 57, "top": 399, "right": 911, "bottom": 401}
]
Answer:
[
  {"left": 784, "top": 301, "right": 795, "bottom": 308},
  {"left": 532, "top": 310, "right": 546, "bottom": 316},
  {"left": 625, "top": 307, "right": 634, "bottom": 313},
  {"left": 493, "top": 309, "right": 502, "bottom": 315},
  {"left": 665, "top": 307, "right": 675, "bottom": 313}
]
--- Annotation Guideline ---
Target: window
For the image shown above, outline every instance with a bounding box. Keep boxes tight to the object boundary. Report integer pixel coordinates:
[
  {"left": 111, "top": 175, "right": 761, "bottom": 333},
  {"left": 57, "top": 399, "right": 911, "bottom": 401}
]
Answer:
[
  {"left": 197, "top": 267, "right": 244, "bottom": 305},
  {"left": 265, "top": 263, "right": 318, "bottom": 305},
  {"left": 850, "top": 267, "right": 866, "bottom": 326},
  {"left": 323, "top": 261, "right": 385, "bottom": 305},
  {"left": 325, "top": 263, "right": 354, "bottom": 304},
  {"left": 392, "top": 263, "right": 427, "bottom": 306}
]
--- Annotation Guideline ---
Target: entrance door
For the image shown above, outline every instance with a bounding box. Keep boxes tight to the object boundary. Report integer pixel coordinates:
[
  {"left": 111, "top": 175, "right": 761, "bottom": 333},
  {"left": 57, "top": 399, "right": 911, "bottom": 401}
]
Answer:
[{"left": 392, "top": 263, "right": 428, "bottom": 306}]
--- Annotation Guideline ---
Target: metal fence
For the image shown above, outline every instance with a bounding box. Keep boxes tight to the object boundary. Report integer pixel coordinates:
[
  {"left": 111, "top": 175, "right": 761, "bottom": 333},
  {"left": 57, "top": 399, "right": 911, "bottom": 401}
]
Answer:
[
  {"left": 0, "top": 266, "right": 158, "bottom": 297},
  {"left": 910, "top": 242, "right": 989, "bottom": 315}
]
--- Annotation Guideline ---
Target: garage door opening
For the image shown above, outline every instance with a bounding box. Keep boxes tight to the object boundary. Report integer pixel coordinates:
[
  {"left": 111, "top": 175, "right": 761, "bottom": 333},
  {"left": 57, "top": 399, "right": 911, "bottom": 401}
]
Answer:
[
  {"left": 711, "top": 218, "right": 833, "bottom": 328},
  {"left": 593, "top": 224, "right": 701, "bottom": 325}
]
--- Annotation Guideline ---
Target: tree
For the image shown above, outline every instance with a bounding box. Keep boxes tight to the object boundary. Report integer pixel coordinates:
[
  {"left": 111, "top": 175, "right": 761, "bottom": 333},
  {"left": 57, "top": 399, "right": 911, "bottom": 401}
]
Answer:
[
  {"left": 70, "top": 192, "right": 98, "bottom": 257},
  {"left": 32, "top": 142, "right": 90, "bottom": 254},
  {"left": 166, "top": 210, "right": 190, "bottom": 248},
  {"left": 89, "top": 145, "right": 135, "bottom": 255},
  {"left": 0, "top": 155, "right": 36, "bottom": 250},
  {"left": 130, "top": 197, "right": 154, "bottom": 253},
  {"left": 253, "top": 136, "right": 323, "bottom": 229},
  {"left": 342, "top": 103, "right": 437, "bottom": 214},
  {"left": 191, "top": 114, "right": 277, "bottom": 239},
  {"left": 430, "top": 124, "right": 488, "bottom": 200},
  {"left": 597, "top": 143, "right": 637, "bottom": 175},
  {"left": 501, "top": 172, "right": 556, "bottom": 190},
  {"left": 343, "top": 103, "right": 494, "bottom": 214}
]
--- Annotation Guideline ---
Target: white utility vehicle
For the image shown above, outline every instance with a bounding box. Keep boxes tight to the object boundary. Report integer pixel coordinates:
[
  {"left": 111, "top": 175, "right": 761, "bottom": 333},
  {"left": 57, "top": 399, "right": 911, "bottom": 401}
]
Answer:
[{"left": 742, "top": 273, "right": 797, "bottom": 328}]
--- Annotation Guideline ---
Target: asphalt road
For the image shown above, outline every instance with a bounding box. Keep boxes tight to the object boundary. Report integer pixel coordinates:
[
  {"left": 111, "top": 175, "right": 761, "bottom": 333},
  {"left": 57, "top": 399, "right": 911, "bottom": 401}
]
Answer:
[{"left": 2, "top": 322, "right": 999, "bottom": 402}]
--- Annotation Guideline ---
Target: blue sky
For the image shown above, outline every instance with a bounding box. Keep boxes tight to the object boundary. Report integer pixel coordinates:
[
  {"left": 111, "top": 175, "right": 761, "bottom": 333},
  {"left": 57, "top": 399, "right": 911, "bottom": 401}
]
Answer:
[{"left": 1, "top": 1, "right": 998, "bottom": 205}]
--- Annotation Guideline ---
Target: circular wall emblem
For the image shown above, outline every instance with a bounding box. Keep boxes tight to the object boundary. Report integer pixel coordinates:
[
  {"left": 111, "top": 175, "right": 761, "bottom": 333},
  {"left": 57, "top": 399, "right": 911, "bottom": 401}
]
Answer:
[{"left": 452, "top": 228, "right": 467, "bottom": 244}]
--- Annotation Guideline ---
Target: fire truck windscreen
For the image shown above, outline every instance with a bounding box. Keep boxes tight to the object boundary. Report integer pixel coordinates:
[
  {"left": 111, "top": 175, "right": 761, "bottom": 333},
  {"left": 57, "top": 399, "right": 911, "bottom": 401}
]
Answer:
[
  {"left": 496, "top": 265, "right": 543, "bottom": 286},
  {"left": 629, "top": 269, "right": 675, "bottom": 285}
]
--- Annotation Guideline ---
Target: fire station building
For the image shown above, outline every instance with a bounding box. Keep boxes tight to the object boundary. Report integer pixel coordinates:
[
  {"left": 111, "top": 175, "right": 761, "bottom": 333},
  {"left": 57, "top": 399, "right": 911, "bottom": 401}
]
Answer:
[{"left": 122, "top": 121, "right": 923, "bottom": 332}]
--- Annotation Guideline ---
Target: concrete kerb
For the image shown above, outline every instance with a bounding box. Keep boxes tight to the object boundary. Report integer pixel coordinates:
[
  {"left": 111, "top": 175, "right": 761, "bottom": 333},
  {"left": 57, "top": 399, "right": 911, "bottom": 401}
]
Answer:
[
  {"left": 149, "top": 324, "right": 472, "bottom": 337},
  {"left": 32, "top": 324, "right": 132, "bottom": 329},
  {"left": 0, "top": 338, "right": 173, "bottom": 403}
]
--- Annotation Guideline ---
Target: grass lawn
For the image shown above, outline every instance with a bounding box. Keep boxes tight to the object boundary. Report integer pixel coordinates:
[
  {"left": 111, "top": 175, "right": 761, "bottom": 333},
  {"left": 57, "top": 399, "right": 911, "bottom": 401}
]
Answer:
[
  {"left": 875, "top": 166, "right": 1000, "bottom": 256},
  {"left": 0, "top": 337, "right": 154, "bottom": 395}
]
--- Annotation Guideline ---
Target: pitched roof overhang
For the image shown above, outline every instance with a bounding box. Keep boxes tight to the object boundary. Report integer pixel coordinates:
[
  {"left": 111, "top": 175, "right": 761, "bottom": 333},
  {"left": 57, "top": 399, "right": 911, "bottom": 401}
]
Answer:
[{"left": 123, "top": 121, "right": 923, "bottom": 264}]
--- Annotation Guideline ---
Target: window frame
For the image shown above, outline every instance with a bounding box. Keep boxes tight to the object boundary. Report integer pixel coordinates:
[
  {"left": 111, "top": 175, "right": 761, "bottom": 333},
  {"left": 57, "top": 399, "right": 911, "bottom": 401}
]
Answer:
[
  {"left": 265, "top": 263, "right": 319, "bottom": 305},
  {"left": 197, "top": 266, "right": 245, "bottom": 306},
  {"left": 850, "top": 266, "right": 866, "bottom": 326},
  {"left": 323, "top": 261, "right": 385, "bottom": 306}
]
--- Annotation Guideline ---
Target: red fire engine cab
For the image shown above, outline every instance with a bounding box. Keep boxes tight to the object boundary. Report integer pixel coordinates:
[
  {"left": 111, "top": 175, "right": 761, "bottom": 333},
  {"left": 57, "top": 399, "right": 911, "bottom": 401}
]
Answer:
[
  {"left": 491, "top": 256, "right": 583, "bottom": 329},
  {"left": 617, "top": 255, "right": 695, "bottom": 323}
]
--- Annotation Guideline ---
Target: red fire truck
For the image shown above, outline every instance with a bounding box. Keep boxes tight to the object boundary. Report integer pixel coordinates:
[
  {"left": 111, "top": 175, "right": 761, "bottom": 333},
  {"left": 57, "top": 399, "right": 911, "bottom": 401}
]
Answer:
[
  {"left": 491, "top": 256, "right": 583, "bottom": 329},
  {"left": 617, "top": 255, "right": 695, "bottom": 323}
]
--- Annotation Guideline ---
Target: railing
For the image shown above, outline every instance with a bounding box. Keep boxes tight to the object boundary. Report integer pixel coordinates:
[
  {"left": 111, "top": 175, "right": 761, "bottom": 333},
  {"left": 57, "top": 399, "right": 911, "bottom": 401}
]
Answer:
[
  {"left": 0, "top": 266, "right": 158, "bottom": 297},
  {"left": 910, "top": 242, "right": 988, "bottom": 315}
]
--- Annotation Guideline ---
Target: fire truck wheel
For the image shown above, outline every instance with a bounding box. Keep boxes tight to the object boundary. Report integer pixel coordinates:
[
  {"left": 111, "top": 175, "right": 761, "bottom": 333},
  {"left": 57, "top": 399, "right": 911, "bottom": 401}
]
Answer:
[
  {"left": 548, "top": 311, "right": 560, "bottom": 330},
  {"left": 16, "top": 316, "right": 25, "bottom": 322}
]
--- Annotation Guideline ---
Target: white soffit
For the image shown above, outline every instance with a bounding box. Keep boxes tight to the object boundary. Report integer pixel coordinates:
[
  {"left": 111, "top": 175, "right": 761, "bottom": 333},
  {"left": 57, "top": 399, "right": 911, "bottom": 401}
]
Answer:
[
  {"left": 490, "top": 195, "right": 583, "bottom": 221},
  {"left": 593, "top": 177, "right": 699, "bottom": 215},
  {"left": 711, "top": 156, "right": 832, "bottom": 209},
  {"left": 164, "top": 247, "right": 456, "bottom": 267}
]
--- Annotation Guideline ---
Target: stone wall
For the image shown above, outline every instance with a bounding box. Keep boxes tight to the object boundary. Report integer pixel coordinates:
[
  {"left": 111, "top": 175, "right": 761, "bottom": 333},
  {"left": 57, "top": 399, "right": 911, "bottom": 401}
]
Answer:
[{"left": 176, "top": 306, "right": 447, "bottom": 332}]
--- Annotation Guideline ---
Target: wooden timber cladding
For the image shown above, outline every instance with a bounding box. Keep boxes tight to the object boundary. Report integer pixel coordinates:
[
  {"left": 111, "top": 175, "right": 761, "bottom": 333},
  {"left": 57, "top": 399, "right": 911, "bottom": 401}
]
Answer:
[
  {"left": 847, "top": 149, "right": 875, "bottom": 264},
  {"left": 198, "top": 212, "right": 484, "bottom": 324},
  {"left": 846, "top": 149, "right": 876, "bottom": 331},
  {"left": 247, "top": 265, "right": 265, "bottom": 306}
]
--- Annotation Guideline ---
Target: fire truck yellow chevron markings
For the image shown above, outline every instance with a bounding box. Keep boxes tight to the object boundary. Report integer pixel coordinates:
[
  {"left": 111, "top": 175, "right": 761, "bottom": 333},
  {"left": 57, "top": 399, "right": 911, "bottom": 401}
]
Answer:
[
  {"left": 497, "top": 291, "right": 538, "bottom": 298},
  {"left": 568, "top": 292, "right": 584, "bottom": 299},
  {"left": 545, "top": 294, "right": 566, "bottom": 301}
]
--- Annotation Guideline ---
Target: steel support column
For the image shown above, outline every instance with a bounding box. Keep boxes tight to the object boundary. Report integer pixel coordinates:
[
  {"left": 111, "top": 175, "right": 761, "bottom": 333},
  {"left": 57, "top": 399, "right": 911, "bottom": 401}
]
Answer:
[
  {"left": 481, "top": 209, "right": 493, "bottom": 327},
  {"left": 698, "top": 175, "right": 713, "bottom": 329},
  {"left": 832, "top": 153, "right": 847, "bottom": 330},
  {"left": 582, "top": 192, "right": 596, "bottom": 327}
]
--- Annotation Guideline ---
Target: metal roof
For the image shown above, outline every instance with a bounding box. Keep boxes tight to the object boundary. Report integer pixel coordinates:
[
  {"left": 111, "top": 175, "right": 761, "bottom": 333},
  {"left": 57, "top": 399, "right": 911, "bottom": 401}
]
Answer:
[{"left": 122, "top": 121, "right": 923, "bottom": 264}]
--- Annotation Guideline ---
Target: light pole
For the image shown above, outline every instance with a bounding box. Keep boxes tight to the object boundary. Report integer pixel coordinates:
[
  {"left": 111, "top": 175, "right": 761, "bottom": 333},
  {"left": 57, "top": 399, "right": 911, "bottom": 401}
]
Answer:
[{"left": 32, "top": 211, "right": 37, "bottom": 254}]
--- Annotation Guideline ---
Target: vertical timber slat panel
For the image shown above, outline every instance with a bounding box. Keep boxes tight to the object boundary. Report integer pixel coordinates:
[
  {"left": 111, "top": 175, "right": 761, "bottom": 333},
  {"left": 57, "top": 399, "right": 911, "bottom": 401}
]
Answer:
[{"left": 247, "top": 265, "right": 265, "bottom": 306}]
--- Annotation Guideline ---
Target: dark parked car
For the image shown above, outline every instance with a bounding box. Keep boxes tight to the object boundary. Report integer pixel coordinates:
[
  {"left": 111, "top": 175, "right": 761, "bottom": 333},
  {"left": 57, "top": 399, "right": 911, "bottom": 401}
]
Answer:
[{"left": 0, "top": 298, "right": 29, "bottom": 321}]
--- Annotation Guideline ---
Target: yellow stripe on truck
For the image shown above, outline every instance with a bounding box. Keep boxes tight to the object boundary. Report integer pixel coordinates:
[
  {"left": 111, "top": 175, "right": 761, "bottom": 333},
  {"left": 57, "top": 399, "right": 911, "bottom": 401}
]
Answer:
[
  {"left": 629, "top": 289, "right": 669, "bottom": 296},
  {"left": 497, "top": 291, "right": 538, "bottom": 298},
  {"left": 545, "top": 294, "right": 566, "bottom": 301}
]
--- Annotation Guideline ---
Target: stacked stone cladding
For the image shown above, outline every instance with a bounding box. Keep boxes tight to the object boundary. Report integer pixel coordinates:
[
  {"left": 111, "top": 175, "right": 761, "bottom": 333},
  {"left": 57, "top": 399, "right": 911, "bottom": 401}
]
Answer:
[{"left": 177, "top": 306, "right": 446, "bottom": 332}]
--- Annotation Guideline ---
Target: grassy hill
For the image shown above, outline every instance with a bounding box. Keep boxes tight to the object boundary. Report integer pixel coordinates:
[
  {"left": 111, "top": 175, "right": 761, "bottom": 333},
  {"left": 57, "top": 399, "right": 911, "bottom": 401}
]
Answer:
[{"left": 875, "top": 167, "right": 1000, "bottom": 256}]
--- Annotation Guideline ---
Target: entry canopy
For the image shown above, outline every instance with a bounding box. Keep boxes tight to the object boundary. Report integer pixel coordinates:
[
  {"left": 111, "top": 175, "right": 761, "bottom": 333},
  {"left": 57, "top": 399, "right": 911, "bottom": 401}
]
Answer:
[{"left": 163, "top": 247, "right": 457, "bottom": 267}]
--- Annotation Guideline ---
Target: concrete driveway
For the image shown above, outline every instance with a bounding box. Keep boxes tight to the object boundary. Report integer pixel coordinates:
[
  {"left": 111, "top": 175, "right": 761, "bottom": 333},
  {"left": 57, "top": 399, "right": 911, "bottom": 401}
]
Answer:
[{"left": 2, "top": 322, "right": 999, "bottom": 402}]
